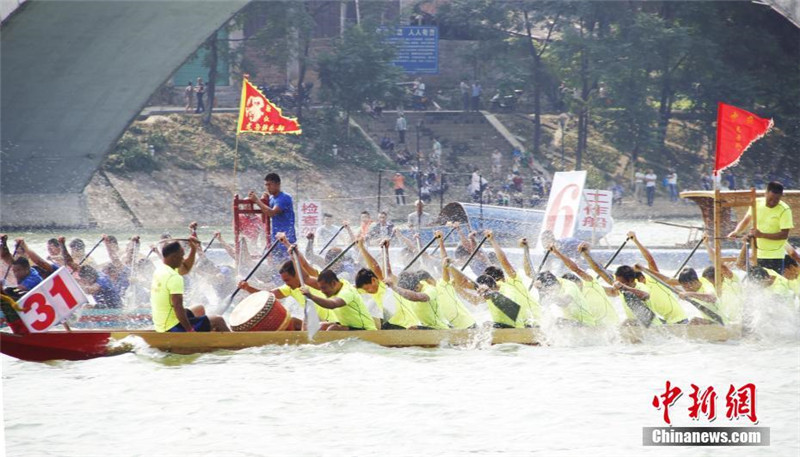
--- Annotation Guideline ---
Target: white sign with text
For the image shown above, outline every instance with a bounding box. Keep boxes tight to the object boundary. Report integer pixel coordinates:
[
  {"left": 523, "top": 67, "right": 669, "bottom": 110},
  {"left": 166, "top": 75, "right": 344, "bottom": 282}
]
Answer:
[
  {"left": 298, "top": 200, "right": 322, "bottom": 237},
  {"left": 16, "top": 267, "right": 89, "bottom": 333},
  {"left": 537, "top": 171, "right": 587, "bottom": 250}
]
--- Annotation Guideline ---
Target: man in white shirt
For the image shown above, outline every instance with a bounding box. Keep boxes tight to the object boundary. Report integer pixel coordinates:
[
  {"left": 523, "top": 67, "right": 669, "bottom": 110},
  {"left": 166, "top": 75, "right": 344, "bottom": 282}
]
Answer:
[
  {"left": 644, "top": 169, "right": 657, "bottom": 207},
  {"left": 634, "top": 169, "right": 645, "bottom": 203},
  {"left": 407, "top": 200, "right": 432, "bottom": 230},
  {"left": 667, "top": 171, "right": 678, "bottom": 202}
]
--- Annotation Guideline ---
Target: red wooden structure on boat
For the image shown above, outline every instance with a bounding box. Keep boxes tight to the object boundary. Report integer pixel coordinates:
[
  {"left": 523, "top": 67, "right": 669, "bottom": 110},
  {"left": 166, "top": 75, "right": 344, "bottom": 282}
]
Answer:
[{"left": 232, "top": 194, "right": 271, "bottom": 261}]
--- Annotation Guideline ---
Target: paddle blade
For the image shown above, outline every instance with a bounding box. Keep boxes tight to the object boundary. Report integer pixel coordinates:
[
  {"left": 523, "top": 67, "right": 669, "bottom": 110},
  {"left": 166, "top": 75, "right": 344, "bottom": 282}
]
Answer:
[
  {"left": 488, "top": 292, "right": 521, "bottom": 323},
  {"left": 621, "top": 292, "right": 655, "bottom": 328},
  {"left": 304, "top": 299, "right": 320, "bottom": 340}
]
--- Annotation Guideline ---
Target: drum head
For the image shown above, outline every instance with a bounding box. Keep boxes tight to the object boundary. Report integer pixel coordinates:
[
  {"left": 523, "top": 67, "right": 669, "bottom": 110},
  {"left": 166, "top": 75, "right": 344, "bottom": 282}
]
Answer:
[{"left": 230, "top": 291, "right": 274, "bottom": 327}]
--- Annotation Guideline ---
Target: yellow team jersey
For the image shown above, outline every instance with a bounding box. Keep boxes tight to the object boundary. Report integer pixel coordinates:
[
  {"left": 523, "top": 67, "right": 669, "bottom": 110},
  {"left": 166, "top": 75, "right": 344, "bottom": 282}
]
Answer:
[
  {"left": 499, "top": 275, "right": 541, "bottom": 325},
  {"left": 764, "top": 269, "right": 795, "bottom": 302},
  {"left": 409, "top": 282, "right": 449, "bottom": 329},
  {"left": 695, "top": 277, "right": 727, "bottom": 324},
  {"left": 486, "top": 294, "right": 521, "bottom": 328},
  {"left": 557, "top": 278, "right": 597, "bottom": 326},
  {"left": 359, "top": 281, "right": 420, "bottom": 329},
  {"left": 150, "top": 263, "right": 183, "bottom": 332},
  {"left": 331, "top": 280, "right": 377, "bottom": 330},
  {"left": 581, "top": 278, "right": 620, "bottom": 326},
  {"left": 277, "top": 283, "right": 338, "bottom": 323},
  {"left": 641, "top": 278, "right": 687, "bottom": 324},
  {"left": 718, "top": 274, "right": 743, "bottom": 323},
  {"left": 747, "top": 199, "right": 794, "bottom": 259},
  {"left": 435, "top": 279, "right": 476, "bottom": 329}
]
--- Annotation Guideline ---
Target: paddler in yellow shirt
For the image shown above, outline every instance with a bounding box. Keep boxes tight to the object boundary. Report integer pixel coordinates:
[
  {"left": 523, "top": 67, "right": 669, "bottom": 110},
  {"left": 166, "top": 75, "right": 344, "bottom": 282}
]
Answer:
[
  {"left": 432, "top": 228, "right": 477, "bottom": 329},
  {"left": 354, "top": 236, "right": 421, "bottom": 329},
  {"left": 301, "top": 269, "right": 377, "bottom": 331},
  {"left": 675, "top": 268, "right": 728, "bottom": 325},
  {"left": 533, "top": 271, "right": 599, "bottom": 326},
  {"left": 548, "top": 243, "right": 619, "bottom": 327},
  {"left": 484, "top": 230, "right": 541, "bottom": 325},
  {"left": 385, "top": 270, "right": 450, "bottom": 330}
]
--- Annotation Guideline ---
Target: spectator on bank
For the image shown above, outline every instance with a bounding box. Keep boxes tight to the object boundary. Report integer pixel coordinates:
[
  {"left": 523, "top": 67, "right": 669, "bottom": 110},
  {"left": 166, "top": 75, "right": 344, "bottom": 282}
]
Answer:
[
  {"left": 396, "top": 113, "right": 407, "bottom": 144},
  {"left": 645, "top": 169, "right": 657, "bottom": 206},
  {"left": 702, "top": 170, "right": 713, "bottom": 190},
  {"left": 471, "top": 81, "right": 482, "bottom": 111},
  {"left": 393, "top": 172, "right": 407, "bottom": 205},
  {"left": 380, "top": 133, "right": 395, "bottom": 153},
  {"left": 460, "top": 80, "right": 470, "bottom": 111},
  {"left": 195, "top": 77, "right": 206, "bottom": 114},
  {"left": 407, "top": 200, "right": 432, "bottom": 230},
  {"left": 184, "top": 81, "right": 194, "bottom": 113},
  {"left": 634, "top": 169, "right": 645, "bottom": 203},
  {"left": 491, "top": 149, "right": 503, "bottom": 177},
  {"left": 667, "top": 170, "right": 679, "bottom": 202},
  {"left": 610, "top": 181, "right": 624, "bottom": 206},
  {"left": 432, "top": 137, "right": 442, "bottom": 167}
]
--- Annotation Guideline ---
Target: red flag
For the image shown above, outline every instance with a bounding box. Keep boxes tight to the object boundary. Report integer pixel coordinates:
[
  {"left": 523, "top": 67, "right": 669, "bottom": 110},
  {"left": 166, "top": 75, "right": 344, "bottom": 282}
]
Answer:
[
  {"left": 714, "top": 102, "right": 772, "bottom": 174},
  {"left": 237, "top": 75, "right": 301, "bottom": 135}
]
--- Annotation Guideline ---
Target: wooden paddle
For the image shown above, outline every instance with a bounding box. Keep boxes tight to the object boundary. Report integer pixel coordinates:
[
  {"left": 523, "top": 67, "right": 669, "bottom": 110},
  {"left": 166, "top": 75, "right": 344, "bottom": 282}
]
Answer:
[
  {"left": 220, "top": 240, "right": 281, "bottom": 314},
  {"left": 639, "top": 266, "right": 724, "bottom": 325},
  {"left": 319, "top": 225, "right": 345, "bottom": 254},
  {"left": 460, "top": 235, "right": 488, "bottom": 272},
  {"left": 291, "top": 249, "right": 319, "bottom": 339},
  {"left": 203, "top": 233, "right": 219, "bottom": 253},
  {"left": 603, "top": 238, "right": 629, "bottom": 270},
  {"left": 321, "top": 240, "right": 357, "bottom": 272},
  {"left": 402, "top": 233, "right": 440, "bottom": 272},
  {"left": 430, "top": 225, "right": 457, "bottom": 256},
  {"left": 78, "top": 238, "right": 104, "bottom": 266},
  {"left": 671, "top": 236, "right": 706, "bottom": 279}
]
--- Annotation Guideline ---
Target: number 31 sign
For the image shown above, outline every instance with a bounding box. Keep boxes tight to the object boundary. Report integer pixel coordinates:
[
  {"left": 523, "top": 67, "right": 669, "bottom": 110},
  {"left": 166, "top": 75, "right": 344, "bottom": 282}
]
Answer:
[{"left": 16, "top": 267, "right": 89, "bottom": 333}]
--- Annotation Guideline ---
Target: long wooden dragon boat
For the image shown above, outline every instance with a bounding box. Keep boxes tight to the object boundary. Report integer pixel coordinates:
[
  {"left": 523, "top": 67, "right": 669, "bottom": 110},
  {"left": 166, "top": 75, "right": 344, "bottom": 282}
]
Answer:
[{"left": 1, "top": 325, "right": 742, "bottom": 362}]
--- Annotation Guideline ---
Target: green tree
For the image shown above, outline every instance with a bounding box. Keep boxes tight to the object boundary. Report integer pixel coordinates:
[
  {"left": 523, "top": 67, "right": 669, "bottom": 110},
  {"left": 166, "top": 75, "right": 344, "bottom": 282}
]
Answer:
[{"left": 317, "top": 25, "right": 402, "bottom": 136}]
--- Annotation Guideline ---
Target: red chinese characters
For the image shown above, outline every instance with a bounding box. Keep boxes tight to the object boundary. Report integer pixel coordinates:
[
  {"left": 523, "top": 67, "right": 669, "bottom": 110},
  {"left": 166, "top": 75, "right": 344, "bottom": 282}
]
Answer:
[
  {"left": 652, "top": 381, "right": 683, "bottom": 425},
  {"left": 652, "top": 381, "right": 758, "bottom": 425},
  {"left": 726, "top": 383, "right": 758, "bottom": 424},
  {"left": 688, "top": 384, "right": 717, "bottom": 421}
]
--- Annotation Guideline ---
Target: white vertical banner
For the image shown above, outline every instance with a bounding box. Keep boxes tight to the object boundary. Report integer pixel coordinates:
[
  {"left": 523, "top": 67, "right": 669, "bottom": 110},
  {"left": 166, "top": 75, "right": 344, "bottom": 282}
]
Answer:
[
  {"left": 298, "top": 200, "right": 322, "bottom": 237},
  {"left": 536, "top": 171, "right": 587, "bottom": 250},
  {"left": 576, "top": 189, "right": 614, "bottom": 238},
  {"left": 16, "top": 267, "right": 90, "bottom": 333}
]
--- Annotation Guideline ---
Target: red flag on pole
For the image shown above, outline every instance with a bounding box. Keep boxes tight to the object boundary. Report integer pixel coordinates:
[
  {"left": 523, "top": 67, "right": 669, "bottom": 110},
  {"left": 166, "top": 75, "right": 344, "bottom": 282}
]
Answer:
[
  {"left": 714, "top": 102, "right": 772, "bottom": 174},
  {"left": 237, "top": 75, "right": 301, "bottom": 135}
]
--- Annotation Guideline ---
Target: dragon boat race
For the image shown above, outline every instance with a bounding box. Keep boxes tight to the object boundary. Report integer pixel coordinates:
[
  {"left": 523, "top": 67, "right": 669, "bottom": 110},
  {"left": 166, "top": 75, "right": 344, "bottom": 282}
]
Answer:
[{"left": 1, "top": 1, "right": 798, "bottom": 455}]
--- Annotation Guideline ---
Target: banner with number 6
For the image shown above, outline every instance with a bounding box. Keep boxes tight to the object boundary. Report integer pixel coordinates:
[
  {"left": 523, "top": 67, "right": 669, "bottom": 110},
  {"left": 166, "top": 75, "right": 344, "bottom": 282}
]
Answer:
[{"left": 16, "top": 267, "right": 89, "bottom": 333}]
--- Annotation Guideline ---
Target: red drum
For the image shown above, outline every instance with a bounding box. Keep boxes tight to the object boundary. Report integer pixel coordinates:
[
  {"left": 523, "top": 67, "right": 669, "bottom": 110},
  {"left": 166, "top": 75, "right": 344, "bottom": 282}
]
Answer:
[{"left": 230, "top": 291, "right": 291, "bottom": 332}]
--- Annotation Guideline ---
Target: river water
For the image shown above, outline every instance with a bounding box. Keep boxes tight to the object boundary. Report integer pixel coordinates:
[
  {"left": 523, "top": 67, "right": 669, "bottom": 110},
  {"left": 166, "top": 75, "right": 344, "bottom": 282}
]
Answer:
[{"left": 2, "top": 220, "right": 799, "bottom": 456}]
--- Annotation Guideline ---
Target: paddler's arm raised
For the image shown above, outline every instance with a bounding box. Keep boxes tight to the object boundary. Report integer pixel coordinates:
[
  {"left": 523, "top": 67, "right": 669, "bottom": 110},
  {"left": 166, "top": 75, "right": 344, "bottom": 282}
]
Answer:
[
  {"left": 214, "top": 232, "right": 237, "bottom": 261},
  {"left": 177, "top": 236, "right": 200, "bottom": 275},
  {"left": 384, "top": 276, "right": 430, "bottom": 302},
  {"left": 394, "top": 227, "right": 418, "bottom": 253},
  {"left": 357, "top": 235, "right": 383, "bottom": 279},
  {"left": 629, "top": 231, "right": 659, "bottom": 272},
  {"left": 300, "top": 286, "right": 344, "bottom": 309},
  {"left": 0, "top": 235, "right": 12, "bottom": 267},
  {"left": 456, "top": 223, "right": 474, "bottom": 251},
  {"left": 58, "top": 236, "right": 80, "bottom": 272},
  {"left": 103, "top": 234, "right": 123, "bottom": 268},
  {"left": 436, "top": 225, "right": 451, "bottom": 261},
  {"left": 550, "top": 245, "right": 591, "bottom": 282},
  {"left": 122, "top": 236, "right": 139, "bottom": 267},
  {"left": 487, "top": 230, "right": 516, "bottom": 278},
  {"left": 441, "top": 257, "right": 453, "bottom": 283},
  {"left": 520, "top": 238, "right": 533, "bottom": 278},
  {"left": 16, "top": 238, "right": 56, "bottom": 276},
  {"left": 579, "top": 242, "right": 613, "bottom": 285}
]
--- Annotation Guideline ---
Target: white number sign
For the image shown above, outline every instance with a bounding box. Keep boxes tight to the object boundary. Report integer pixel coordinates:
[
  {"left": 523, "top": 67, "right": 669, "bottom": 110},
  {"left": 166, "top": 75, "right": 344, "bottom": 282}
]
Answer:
[{"left": 16, "top": 267, "right": 89, "bottom": 333}]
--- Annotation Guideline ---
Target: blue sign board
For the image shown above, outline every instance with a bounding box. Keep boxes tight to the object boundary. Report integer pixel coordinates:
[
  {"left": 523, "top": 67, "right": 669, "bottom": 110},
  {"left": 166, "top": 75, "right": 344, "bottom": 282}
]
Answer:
[{"left": 385, "top": 26, "right": 439, "bottom": 74}]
